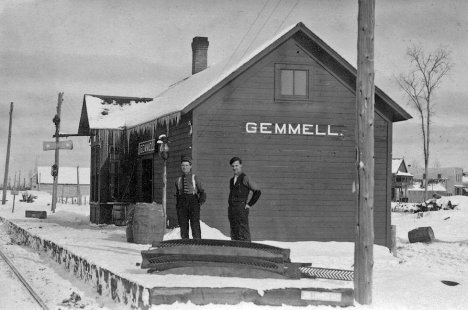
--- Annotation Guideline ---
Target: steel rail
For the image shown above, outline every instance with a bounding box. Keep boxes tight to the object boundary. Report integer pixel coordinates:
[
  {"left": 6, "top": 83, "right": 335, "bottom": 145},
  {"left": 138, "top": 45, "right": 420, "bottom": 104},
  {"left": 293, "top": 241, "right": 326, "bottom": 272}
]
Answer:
[{"left": 0, "top": 248, "right": 50, "bottom": 310}]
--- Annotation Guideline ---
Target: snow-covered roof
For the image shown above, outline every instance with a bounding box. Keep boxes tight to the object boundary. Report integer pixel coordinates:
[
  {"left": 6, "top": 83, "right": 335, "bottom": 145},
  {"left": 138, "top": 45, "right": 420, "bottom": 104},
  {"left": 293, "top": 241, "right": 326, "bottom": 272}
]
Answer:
[
  {"left": 396, "top": 171, "right": 413, "bottom": 177},
  {"left": 37, "top": 166, "right": 90, "bottom": 185},
  {"left": 81, "top": 24, "right": 297, "bottom": 131},
  {"left": 79, "top": 22, "right": 411, "bottom": 133},
  {"left": 85, "top": 96, "right": 146, "bottom": 130},
  {"left": 408, "top": 182, "right": 446, "bottom": 191}
]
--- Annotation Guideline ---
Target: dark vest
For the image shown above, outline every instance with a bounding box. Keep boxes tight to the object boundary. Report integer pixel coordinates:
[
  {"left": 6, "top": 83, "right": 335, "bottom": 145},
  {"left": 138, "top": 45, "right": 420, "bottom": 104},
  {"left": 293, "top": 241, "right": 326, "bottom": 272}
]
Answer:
[{"left": 229, "top": 173, "right": 249, "bottom": 203}]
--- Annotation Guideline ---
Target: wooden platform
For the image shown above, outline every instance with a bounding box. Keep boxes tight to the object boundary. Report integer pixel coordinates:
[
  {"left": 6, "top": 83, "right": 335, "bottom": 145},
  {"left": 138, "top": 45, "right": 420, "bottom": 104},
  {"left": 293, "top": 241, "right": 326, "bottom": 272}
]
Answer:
[
  {"left": 147, "top": 286, "right": 354, "bottom": 307},
  {"left": 141, "top": 239, "right": 354, "bottom": 307},
  {"left": 1, "top": 218, "right": 354, "bottom": 308}
]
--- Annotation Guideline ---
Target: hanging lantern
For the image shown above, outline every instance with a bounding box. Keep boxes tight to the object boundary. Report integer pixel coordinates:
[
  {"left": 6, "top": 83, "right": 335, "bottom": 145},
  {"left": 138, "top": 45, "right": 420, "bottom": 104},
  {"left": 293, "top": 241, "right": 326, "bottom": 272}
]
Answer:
[{"left": 157, "top": 134, "right": 169, "bottom": 160}]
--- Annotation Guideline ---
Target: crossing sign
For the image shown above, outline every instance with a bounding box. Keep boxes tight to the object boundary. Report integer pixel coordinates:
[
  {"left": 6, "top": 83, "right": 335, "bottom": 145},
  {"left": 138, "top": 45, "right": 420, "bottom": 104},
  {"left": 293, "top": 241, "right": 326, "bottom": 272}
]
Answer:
[{"left": 43, "top": 140, "right": 73, "bottom": 151}]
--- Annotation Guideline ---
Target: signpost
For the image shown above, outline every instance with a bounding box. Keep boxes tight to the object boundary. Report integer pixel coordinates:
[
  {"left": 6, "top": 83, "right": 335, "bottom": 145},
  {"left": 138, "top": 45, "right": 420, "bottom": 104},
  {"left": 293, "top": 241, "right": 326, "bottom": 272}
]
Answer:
[
  {"left": 41, "top": 93, "right": 68, "bottom": 212},
  {"left": 43, "top": 140, "right": 73, "bottom": 151},
  {"left": 11, "top": 190, "right": 19, "bottom": 213}
]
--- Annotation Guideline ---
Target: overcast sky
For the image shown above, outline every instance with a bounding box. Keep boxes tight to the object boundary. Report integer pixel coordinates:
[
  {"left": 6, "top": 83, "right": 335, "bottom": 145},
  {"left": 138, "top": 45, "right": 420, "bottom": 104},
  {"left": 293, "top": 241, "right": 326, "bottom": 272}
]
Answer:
[{"left": 1, "top": 0, "right": 467, "bottom": 185}]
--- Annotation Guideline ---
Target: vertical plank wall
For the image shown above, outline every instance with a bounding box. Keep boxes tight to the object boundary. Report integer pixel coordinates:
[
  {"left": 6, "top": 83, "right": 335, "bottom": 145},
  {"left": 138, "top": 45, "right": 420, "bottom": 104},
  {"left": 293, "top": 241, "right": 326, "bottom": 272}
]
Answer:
[{"left": 193, "top": 37, "right": 391, "bottom": 245}]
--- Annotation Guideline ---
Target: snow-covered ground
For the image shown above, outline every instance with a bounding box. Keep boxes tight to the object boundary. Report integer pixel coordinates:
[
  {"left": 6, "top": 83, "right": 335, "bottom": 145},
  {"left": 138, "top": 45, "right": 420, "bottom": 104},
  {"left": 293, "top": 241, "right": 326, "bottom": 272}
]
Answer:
[{"left": 0, "top": 190, "right": 467, "bottom": 310}]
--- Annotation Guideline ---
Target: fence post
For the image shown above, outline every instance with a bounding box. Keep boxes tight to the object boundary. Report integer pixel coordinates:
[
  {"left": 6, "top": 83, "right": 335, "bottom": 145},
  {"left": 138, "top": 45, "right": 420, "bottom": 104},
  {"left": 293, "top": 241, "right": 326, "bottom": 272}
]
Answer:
[{"left": 391, "top": 225, "right": 397, "bottom": 257}]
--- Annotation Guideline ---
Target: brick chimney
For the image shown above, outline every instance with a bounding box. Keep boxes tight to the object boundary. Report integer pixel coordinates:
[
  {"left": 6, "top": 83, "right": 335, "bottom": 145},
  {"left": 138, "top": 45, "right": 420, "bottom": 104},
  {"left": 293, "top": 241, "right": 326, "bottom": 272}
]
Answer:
[{"left": 191, "top": 37, "right": 209, "bottom": 75}]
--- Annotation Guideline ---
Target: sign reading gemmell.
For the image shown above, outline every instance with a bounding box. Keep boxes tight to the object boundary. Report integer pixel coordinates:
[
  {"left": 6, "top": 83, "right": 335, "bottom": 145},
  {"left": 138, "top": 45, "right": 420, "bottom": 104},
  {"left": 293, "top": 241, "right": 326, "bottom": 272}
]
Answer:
[
  {"left": 43, "top": 140, "right": 73, "bottom": 151},
  {"left": 138, "top": 139, "right": 155, "bottom": 155},
  {"left": 244, "top": 122, "right": 346, "bottom": 136}
]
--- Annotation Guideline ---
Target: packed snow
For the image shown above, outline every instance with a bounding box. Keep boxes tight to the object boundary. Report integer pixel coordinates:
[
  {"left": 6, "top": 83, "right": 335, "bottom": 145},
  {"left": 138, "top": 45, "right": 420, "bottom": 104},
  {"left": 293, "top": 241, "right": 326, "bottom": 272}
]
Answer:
[{"left": 0, "top": 190, "right": 467, "bottom": 309}]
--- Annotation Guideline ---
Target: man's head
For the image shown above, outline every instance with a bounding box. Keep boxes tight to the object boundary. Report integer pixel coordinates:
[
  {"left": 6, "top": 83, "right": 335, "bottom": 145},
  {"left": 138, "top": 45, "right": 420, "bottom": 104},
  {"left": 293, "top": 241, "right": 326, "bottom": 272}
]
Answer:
[
  {"left": 180, "top": 156, "right": 192, "bottom": 174},
  {"left": 230, "top": 157, "right": 242, "bottom": 175}
]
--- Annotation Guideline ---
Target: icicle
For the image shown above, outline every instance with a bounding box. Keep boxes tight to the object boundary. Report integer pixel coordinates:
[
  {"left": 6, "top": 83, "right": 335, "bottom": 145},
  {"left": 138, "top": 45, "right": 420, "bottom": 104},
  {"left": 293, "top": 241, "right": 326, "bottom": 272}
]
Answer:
[
  {"left": 157, "top": 111, "right": 181, "bottom": 127},
  {"left": 142, "top": 288, "right": 150, "bottom": 307},
  {"left": 126, "top": 111, "right": 181, "bottom": 137}
]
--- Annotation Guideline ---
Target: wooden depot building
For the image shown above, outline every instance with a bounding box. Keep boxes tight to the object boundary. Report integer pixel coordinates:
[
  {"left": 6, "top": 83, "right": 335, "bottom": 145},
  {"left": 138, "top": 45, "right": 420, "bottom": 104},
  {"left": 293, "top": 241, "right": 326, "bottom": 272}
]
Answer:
[{"left": 78, "top": 22, "right": 411, "bottom": 247}]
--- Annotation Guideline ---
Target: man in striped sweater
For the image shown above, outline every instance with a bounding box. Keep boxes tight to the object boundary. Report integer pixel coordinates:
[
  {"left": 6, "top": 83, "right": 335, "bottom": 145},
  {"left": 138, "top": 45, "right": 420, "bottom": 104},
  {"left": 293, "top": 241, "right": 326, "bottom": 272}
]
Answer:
[{"left": 175, "top": 156, "right": 206, "bottom": 239}]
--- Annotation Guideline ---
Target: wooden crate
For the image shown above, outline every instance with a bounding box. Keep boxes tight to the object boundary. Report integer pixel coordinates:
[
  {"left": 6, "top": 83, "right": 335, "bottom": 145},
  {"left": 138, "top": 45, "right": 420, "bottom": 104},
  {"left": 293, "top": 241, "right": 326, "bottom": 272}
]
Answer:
[{"left": 25, "top": 210, "right": 47, "bottom": 219}]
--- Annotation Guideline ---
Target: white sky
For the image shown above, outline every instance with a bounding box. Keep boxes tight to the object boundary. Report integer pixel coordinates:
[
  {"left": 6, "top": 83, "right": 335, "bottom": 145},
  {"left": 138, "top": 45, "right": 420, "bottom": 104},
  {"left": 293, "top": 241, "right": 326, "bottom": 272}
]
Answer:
[{"left": 1, "top": 0, "right": 467, "bottom": 181}]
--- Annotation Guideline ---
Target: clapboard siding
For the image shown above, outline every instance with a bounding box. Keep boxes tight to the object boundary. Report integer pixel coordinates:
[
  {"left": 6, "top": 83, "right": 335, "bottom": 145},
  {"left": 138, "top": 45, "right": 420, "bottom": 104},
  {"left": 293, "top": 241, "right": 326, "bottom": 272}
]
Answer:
[{"left": 191, "top": 37, "right": 391, "bottom": 246}]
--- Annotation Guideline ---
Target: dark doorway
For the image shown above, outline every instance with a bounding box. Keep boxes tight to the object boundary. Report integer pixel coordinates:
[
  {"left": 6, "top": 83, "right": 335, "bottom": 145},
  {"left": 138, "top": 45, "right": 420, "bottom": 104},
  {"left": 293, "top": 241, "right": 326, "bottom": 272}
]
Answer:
[{"left": 140, "top": 158, "right": 153, "bottom": 202}]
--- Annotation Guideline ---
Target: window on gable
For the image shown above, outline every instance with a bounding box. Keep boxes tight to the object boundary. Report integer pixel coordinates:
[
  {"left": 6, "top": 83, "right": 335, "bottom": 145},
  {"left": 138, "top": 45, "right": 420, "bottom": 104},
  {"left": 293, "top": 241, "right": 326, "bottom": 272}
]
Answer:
[
  {"left": 281, "top": 70, "right": 307, "bottom": 96},
  {"left": 275, "top": 64, "right": 311, "bottom": 100}
]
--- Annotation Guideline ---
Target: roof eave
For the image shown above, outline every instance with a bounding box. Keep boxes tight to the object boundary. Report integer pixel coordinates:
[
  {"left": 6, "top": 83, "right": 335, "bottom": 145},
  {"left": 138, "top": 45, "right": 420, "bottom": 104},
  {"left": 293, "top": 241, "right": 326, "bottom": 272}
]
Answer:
[
  {"left": 296, "top": 25, "right": 412, "bottom": 122},
  {"left": 77, "top": 96, "right": 91, "bottom": 135},
  {"left": 182, "top": 23, "right": 304, "bottom": 114},
  {"left": 181, "top": 22, "right": 411, "bottom": 123}
]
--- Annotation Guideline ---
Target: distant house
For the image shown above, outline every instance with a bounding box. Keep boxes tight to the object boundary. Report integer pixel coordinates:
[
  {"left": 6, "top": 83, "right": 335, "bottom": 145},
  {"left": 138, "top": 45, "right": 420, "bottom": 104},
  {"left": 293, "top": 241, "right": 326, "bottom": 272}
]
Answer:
[
  {"left": 408, "top": 167, "right": 463, "bottom": 196},
  {"left": 391, "top": 158, "right": 413, "bottom": 202},
  {"left": 31, "top": 166, "right": 90, "bottom": 197},
  {"left": 407, "top": 181, "right": 447, "bottom": 203},
  {"left": 460, "top": 175, "right": 468, "bottom": 196}
]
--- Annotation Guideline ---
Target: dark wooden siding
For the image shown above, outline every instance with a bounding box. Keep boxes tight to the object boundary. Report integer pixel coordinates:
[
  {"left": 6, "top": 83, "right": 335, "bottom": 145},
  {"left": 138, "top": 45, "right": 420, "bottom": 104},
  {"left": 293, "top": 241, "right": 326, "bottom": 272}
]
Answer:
[
  {"left": 192, "top": 38, "right": 390, "bottom": 246},
  {"left": 152, "top": 112, "right": 193, "bottom": 227}
]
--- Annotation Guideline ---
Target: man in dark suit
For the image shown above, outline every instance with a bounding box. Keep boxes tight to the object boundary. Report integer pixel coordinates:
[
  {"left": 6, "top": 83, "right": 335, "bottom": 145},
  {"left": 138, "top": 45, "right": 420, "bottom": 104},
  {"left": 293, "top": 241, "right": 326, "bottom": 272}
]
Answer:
[{"left": 228, "top": 157, "right": 261, "bottom": 242}]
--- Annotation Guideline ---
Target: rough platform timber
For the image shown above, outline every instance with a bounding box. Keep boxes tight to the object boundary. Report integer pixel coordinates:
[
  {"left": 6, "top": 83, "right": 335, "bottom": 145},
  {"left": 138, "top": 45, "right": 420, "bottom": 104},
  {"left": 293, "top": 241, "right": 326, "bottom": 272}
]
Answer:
[{"left": 0, "top": 217, "right": 354, "bottom": 308}]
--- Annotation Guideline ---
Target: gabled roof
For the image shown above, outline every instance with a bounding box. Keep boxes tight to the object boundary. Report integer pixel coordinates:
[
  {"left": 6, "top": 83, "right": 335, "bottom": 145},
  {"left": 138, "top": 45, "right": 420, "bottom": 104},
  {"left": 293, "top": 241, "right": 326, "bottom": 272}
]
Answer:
[
  {"left": 392, "top": 159, "right": 403, "bottom": 174},
  {"left": 392, "top": 158, "right": 412, "bottom": 175},
  {"left": 78, "top": 95, "right": 153, "bottom": 134},
  {"left": 78, "top": 22, "right": 411, "bottom": 133}
]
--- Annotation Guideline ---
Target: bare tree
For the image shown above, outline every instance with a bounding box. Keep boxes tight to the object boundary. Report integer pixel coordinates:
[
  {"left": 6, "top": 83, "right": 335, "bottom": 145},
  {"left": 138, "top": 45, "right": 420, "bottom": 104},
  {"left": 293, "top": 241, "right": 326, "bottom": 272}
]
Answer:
[{"left": 396, "top": 45, "right": 452, "bottom": 200}]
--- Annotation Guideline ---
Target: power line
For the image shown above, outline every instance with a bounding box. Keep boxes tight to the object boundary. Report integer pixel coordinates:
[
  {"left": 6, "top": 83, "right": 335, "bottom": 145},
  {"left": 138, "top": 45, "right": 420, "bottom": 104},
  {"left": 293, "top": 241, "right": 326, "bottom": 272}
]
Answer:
[
  {"left": 194, "top": 0, "right": 294, "bottom": 142},
  {"left": 214, "top": 0, "right": 271, "bottom": 85},
  {"left": 273, "top": 0, "right": 301, "bottom": 37},
  {"left": 235, "top": 0, "right": 282, "bottom": 64},
  {"left": 193, "top": 0, "right": 272, "bottom": 142}
]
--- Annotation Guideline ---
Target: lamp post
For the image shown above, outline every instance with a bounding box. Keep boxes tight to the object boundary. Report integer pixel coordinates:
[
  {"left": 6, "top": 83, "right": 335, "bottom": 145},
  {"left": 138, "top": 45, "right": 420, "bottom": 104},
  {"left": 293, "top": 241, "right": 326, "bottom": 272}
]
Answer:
[{"left": 157, "top": 134, "right": 169, "bottom": 232}]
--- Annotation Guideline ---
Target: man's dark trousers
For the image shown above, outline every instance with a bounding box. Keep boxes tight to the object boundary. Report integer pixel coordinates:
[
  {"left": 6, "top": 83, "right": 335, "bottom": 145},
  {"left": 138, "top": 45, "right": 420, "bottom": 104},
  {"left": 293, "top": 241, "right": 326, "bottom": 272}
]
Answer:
[
  {"left": 176, "top": 194, "right": 201, "bottom": 239},
  {"left": 228, "top": 201, "right": 251, "bottom": 241}
]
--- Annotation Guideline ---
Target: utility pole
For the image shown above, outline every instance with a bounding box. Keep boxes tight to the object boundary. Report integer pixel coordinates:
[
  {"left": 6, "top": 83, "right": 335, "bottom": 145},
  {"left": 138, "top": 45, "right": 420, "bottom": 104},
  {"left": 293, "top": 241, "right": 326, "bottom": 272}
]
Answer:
[
  {"left": 77, "top": 166, "right": 81, "bottom": 205},
  {"left": 51, "top": 92, "right": 64, "bottom": 212},
  {"left": 2, "top": 102, "right": 13, "bottom": 205},
  {"left": 354, "top": 0, "right": 375, "bottom": 305}
]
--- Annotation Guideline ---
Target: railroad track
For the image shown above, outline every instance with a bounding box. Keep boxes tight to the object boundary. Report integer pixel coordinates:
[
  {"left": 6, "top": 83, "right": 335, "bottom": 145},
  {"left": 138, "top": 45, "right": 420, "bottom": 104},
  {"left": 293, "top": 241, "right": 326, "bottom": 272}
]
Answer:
[{"left": 0, "top": 247, "right": 50, "bottom": 310}]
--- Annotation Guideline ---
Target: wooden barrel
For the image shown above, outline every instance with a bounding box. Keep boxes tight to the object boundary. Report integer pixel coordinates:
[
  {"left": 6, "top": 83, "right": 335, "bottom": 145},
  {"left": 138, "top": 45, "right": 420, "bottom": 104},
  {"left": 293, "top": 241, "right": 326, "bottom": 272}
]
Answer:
[
  {"left": 408, "top": 227, "right": 435, "bottom": 243},
  {"left": 132, "top": 203, "right": 165, "bottom": 244},
  {"left": 112, "top": 203, "right": 128, "bottom": 226}
]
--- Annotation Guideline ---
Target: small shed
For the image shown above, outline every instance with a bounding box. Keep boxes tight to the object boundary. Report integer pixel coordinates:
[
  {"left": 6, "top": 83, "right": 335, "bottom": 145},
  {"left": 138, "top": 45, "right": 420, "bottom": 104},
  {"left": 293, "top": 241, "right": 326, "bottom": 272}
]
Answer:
[
  {"left": 407, "top": 182, "right": 447, "bottom": 203},
  {"left": 78, "top": 22, "right": 411, "bottom": 246}
]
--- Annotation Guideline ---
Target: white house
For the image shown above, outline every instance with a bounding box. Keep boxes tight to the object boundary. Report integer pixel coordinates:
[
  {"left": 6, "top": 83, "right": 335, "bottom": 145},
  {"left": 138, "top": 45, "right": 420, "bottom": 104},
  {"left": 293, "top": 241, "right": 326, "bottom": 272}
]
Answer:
[{"left": 31, "top": 166, "right": 90, "bottom": 197}]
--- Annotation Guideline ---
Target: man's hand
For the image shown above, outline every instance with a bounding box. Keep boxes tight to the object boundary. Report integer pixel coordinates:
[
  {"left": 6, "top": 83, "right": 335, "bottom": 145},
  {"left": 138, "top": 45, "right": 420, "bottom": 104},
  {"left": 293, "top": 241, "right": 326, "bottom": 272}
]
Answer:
[{"left": 245, "top": 204, "right": 251, "bottom": 209}]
